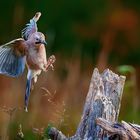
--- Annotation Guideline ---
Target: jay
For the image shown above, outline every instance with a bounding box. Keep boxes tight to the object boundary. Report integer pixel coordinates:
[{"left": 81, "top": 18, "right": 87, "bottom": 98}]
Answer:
[{"left": 0, "top": 12, "right": 56, "bottom": 112}]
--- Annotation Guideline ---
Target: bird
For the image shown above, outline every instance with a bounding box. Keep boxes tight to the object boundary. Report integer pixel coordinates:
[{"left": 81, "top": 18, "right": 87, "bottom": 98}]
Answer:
[{"left": 0, "top": 12, "right": 56, "bottom": 112}]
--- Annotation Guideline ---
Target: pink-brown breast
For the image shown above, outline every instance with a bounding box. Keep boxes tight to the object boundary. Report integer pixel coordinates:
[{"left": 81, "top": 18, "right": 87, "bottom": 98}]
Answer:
[{"left": 26, "top": 44, "right": 47, "bottom": 70}]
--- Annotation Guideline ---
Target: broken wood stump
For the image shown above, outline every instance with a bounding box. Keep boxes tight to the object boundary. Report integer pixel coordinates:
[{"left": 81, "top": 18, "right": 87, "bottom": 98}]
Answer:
[
  {"left": 96, "top": 118, "right": 140, "bottom": 140},
  {"left": 48, "top": 68, "right": 139, "bottom": 139}
]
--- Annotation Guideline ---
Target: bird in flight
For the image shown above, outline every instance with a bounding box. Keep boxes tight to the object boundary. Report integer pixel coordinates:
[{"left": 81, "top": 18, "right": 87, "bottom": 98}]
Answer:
[{"left": 0, "top": 12, "right": 56, "bottom": 112}]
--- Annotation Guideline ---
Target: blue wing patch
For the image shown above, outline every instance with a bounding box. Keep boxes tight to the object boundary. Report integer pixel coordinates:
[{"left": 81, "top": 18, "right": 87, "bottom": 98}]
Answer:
[{"left": 0, "top": 47, "right": 26, "bottom": 77}]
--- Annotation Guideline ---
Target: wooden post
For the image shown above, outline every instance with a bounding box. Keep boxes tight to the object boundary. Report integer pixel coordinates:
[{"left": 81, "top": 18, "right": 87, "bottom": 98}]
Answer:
[
  {"left": 75, "top": 68, "right": 125, "bottom": 139},
  {"left": 48, "top": 68, "right": 127, "bottom": 139}
]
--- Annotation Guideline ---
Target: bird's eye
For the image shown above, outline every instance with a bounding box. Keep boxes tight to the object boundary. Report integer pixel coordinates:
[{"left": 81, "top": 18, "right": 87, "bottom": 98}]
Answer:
[{"left": 35, "top": 38, "right": 41, "bottom": 44}]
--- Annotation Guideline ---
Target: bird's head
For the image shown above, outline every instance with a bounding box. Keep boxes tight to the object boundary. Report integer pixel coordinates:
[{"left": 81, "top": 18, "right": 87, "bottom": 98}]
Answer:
[{"left": 29, "top": 32, "right": 47, "bottom": 47}]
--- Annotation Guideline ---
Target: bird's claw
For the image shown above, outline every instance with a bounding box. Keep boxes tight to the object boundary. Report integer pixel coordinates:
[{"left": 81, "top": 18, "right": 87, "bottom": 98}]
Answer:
[
  {"left": 45, "top": 55, "right": 56, "bottom": 71},
  {"left": 48, "top": 55, "right": 56, "bottom": 64},
  {"left": 50, "top": 64, "right": 54, "bottom": 71},
  {"left": 24, "top": 107, "right": 28, "bottom": 112}
]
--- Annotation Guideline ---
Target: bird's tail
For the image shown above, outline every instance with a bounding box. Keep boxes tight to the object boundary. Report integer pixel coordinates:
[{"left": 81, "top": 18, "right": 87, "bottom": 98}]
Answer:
[{"left": 25, "top": 70, "right": 32, "bottom": 112}]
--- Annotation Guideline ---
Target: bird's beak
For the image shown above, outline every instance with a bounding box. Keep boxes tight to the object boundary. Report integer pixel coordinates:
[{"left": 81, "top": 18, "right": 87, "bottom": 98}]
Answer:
[{"left": 42, "top": 40, "right": 47, "bottom": 46}]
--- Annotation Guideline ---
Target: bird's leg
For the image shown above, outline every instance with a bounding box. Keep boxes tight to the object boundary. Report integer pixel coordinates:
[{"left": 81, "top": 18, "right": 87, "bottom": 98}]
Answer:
[
  {"left": 45, "top": 55, "right": 56, "bottom": 72},
  {"left": 31, "top": 78, "right": 35, "bottom": 90}
]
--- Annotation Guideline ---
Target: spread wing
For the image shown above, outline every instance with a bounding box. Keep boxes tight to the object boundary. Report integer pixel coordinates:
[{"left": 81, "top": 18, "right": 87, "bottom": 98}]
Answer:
[
  {"left": 21, "top": 12, "right": 41, "bottom": 40},
  {"left": 0, "top": 38, "right": 26, "bottom": 77}
]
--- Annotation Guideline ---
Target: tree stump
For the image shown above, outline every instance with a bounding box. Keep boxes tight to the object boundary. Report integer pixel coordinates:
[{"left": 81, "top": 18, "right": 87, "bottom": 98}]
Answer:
[{"left": 48, "top": 68, "right": 140, "bottom": 139}]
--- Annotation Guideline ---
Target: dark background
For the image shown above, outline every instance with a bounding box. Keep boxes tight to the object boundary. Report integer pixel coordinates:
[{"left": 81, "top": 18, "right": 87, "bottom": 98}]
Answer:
[{"left": 0, "top": 0, "right": 140, "bottom": 139}]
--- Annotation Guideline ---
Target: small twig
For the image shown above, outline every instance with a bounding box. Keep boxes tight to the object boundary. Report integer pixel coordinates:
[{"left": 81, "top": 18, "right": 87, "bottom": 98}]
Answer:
[
  {"left": 32, "top": 127, "right": 44, "bottom": 140},
  {"left": 41, "top": 88, "right": 68, "bottom": 128}
]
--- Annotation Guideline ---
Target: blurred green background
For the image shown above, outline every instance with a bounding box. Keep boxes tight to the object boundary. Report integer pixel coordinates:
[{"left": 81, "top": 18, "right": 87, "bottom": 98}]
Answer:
[{"left": 0, "top": 0, "right": 140, "bottom": 139}]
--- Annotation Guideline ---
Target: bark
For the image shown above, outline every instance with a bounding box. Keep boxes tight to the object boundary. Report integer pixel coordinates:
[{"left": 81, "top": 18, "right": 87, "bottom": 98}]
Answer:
[
  {"left": 75, "top": 68, "right": 125, "bottom": 139},
  {"left": 96, "top": 118, "right": 140, "bottom": 140},
  {"left": 48, "top": 68, "right": 140, "bottom": 140}
]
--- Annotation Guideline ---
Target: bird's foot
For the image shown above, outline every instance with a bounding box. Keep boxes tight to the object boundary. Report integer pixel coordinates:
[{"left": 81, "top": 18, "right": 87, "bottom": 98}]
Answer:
[
  {"left": 24, "top": 107, "right": 28, "bottom": 112},
  {"left": 45, "top": 55, "right": 56, "bottom": 71},
  {"left": 50, "top": 64, "right": 54, "bottom": 71},
  {"left": 48, "top": 55, "right": 56, "bottom": 64}
]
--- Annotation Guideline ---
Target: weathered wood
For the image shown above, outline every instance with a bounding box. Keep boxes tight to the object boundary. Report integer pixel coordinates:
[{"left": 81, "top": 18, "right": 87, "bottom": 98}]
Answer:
[
  {"left": 48, "top": 68, "right": 126, "bottom": 140},
  {"left": 75, "top": 68, "right": 125, "bottom": 139},
  {"left": 48, "top": 127, "right": 67, "bottom": 140},
  {"left": 96, "top": 118, "right": 140, "bottom": 140}
]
